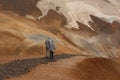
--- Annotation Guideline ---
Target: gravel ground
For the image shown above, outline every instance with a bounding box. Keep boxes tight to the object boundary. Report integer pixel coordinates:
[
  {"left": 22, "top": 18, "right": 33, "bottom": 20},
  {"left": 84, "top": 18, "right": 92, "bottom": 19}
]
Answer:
[{"left": 0, "top": 54, "right": 77, "bottom": 80}]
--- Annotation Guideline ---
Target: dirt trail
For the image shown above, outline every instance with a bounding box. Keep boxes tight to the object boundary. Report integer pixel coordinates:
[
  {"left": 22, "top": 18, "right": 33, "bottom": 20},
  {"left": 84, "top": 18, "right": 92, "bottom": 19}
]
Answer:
[
  {"left": 1, "top": 54, "right": 119, "bottom": 80},
  {"left": 8, "top": 55, "right": 88, "bottom": 80},
  {"left": 0, "top": 54, "right": 85, "bottom": 80}
]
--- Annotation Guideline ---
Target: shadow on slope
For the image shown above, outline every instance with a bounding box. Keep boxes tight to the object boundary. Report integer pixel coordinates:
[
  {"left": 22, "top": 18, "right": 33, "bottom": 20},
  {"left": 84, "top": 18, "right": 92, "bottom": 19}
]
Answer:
[
  {"left": 0, "top": 0, "right": 42, "bottom": 17},
  {"left": 71, "top": 58, "right": 120, "bottom": 80},
  {"left": 0, "top": 54, "right": 77, "bottom": 80}
]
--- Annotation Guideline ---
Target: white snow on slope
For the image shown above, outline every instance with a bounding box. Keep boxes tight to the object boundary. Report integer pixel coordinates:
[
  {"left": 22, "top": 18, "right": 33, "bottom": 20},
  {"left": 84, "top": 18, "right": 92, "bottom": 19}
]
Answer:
[{"left": 36, "top": 0, "right": 120, "bottom": 29}]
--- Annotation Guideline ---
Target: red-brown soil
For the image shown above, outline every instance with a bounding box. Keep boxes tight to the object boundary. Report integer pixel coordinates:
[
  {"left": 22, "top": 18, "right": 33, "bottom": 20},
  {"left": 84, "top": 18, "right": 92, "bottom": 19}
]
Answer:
[{"left": 71, "top": 58, "right": 120, "bottom": 80}]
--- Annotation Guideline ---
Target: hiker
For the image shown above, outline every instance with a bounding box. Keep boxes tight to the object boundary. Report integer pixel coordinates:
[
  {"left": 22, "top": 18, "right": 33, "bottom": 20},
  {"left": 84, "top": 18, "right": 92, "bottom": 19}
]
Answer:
[
  {"left": 45, "top": 38, "right": 51, "bottom": 59},
  {"left": 49, "top": 39, "right": 55, "bottom": 60}
]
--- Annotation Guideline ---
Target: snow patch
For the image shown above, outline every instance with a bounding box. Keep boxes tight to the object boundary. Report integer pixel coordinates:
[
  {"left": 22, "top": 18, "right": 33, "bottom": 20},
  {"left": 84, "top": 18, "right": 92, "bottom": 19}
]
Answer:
[
  {"left": 108, "top": 0, "right": 120, "bottom": 6},
  {"left": 25, "top": 15, "right": 36, "bottom": 20},
  {"left": 36, "top": 0, "right": 120, "bottom": 29},
  {"left": 66, "top": 1, "right": 120, "bottom": 28}
]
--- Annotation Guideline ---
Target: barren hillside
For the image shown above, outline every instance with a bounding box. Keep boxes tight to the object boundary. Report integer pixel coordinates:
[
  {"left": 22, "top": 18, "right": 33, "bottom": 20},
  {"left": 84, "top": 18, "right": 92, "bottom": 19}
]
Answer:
[
  {"left": 0, "top": 12, "right": 79, "bottom": 56},
  {"left": 0, "top": 0, "right": 119, "bottom": 80}
]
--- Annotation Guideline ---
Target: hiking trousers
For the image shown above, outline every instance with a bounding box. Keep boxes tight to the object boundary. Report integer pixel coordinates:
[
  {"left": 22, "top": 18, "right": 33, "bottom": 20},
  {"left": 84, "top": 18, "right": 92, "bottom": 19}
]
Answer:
[
  {"left": 46, "top": 48, "right": 49, "bottom": 58},
  {"left": 50, "top": 50, "right": 54, "bottom": 60}
]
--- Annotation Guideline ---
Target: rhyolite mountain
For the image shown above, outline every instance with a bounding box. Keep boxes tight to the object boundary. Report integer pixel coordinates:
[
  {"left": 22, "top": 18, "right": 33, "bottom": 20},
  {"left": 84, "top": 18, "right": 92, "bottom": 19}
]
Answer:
[{"left": 0, "top": 0, "right": 120, "bottom": 57}]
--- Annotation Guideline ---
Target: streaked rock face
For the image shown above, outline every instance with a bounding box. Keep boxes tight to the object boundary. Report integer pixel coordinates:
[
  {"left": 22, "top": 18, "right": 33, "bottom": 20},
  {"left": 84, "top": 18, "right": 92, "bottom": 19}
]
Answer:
[
  {"left": 1, "top": 0, "right": 120, "bottom": 28},
  {"left": 36, "top": 0, "right": 120, "bottom": 29},
  {"left": 0, "top": 0, "right": 120, "bottom": 57}
]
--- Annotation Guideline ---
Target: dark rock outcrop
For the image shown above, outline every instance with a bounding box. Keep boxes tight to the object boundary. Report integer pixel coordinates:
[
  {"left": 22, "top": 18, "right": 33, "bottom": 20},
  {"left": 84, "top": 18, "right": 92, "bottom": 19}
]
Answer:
[{"left": 0, "top": 0, "right": 42, "bottom": 18}]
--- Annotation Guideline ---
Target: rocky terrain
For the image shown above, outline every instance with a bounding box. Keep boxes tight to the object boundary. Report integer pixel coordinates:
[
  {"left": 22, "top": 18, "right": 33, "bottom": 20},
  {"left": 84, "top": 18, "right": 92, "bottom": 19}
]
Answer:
[{"left": 0, "top": 0, "right": 119, "bottom": 80}]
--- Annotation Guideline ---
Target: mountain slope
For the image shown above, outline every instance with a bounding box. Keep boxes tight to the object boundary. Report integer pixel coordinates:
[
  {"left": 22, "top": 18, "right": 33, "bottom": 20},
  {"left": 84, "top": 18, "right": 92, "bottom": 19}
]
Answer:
[
  {"left": 0, "top": 0, "right": 120, "bottom": 57},
  {"left": 0, "top": 12, "right": 79, "bottom": 56}
]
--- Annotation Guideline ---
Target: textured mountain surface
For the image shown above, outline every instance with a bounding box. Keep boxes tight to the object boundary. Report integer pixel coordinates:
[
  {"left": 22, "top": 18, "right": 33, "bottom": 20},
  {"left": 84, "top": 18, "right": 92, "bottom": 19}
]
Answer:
[
  {"left": 0, "top": 1, "right": 120, "bottom": 80},
  {"left": 0, "top": 12, "right": 79, "bottom": 56},
  {"left": 0, "top": 0, "right": 120, "bottom": 57}
]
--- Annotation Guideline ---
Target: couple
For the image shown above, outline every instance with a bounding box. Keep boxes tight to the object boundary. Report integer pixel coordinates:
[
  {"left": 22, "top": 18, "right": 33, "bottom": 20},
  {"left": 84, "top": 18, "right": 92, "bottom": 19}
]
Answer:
[{"left": 45, "top": 37, "right": 55, "bottom": 60}]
